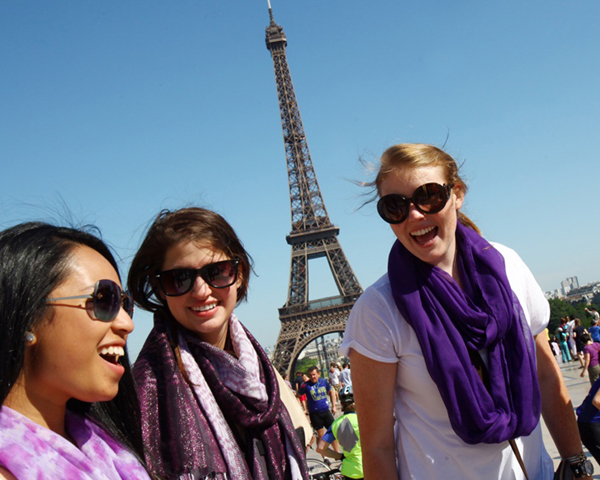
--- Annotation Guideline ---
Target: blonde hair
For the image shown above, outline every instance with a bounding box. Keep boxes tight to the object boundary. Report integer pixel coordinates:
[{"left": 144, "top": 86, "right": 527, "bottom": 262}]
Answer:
[{"left": 365, "top": 143, "right": 480, "bottom": 233}]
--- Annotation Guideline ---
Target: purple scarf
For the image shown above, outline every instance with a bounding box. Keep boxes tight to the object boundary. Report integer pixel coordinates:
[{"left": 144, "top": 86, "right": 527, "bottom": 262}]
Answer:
[
  {"left": 0, "top": 406, "right": 150, "bottom": 479},
  {"left": 387, "top": 221, "right": 541, "bottom": 444},
  {"left": 134, "top": 313, "right": 309, "bottom": 480}
]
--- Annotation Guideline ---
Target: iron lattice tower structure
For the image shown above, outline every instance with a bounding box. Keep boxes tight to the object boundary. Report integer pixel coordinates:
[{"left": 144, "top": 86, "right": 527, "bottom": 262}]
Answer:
[{"left": 265, "top": 6, "right": 363, "bottom": 375}]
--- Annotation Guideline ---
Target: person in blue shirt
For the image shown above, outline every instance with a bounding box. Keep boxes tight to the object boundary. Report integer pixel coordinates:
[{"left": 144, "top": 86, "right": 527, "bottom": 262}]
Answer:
[
  {"left": 297, "top": 366, "right": 339, "bottom": 452},
  {"left": 317, "top": 386, "right": 363, "bottom": 479},
  {"left": 588, "top": 318, "right": 600, "bottom": 343}
]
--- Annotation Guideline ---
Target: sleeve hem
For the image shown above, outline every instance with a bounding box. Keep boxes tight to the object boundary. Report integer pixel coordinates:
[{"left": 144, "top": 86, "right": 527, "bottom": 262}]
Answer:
[{"left": 340, "top": 339, "right": 398, "bottom": 364}]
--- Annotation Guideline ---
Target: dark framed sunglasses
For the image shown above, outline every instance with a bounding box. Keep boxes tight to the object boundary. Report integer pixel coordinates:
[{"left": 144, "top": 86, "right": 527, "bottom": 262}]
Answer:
[
  {"left": 45, "top": 279, "right": 134, "bottom": 322},
  {"left": 155, "top": 259, "right": 240, "bottom": 297},
  {"left": 377, "top": 183, "right": 454, "bottom": 224}
]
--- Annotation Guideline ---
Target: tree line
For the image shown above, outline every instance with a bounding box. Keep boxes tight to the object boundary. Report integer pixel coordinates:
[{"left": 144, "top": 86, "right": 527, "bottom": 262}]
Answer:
[{"left": 548, "top": 293, "right": 600, "bottom": 334}]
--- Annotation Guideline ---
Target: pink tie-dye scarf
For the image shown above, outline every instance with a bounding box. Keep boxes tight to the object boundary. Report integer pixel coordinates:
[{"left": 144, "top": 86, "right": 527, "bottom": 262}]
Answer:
[{"left": 0, "top": 406, "right": 150, "bottom": 479}]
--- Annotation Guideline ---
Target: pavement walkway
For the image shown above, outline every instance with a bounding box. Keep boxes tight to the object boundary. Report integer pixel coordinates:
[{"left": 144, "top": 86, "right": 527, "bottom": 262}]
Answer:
[{"left": 308, "top": 356, "right": 600, "bottom": 477}]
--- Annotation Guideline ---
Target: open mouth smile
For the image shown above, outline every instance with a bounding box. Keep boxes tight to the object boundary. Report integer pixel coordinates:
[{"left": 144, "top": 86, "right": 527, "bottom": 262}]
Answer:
[
  {"left": 410, "top": 226, "right": 438, "bottom": 245},
  {"left": 98, "top": 345, "right": 125, "bottom": 365},
  {"left": 191, "top": 302, "right": 218, "bottom": 313}
]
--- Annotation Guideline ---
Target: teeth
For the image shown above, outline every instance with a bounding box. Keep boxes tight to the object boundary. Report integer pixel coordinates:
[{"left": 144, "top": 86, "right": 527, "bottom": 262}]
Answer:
[
  {"left": 191, "top": 303, "right": 217, "bottom": 312},
  {"left": 99, "top": 346, "right": 125, "bottom": 357},
  {"left": 411, "top": 226, "right": 435, "bottom": 237}
]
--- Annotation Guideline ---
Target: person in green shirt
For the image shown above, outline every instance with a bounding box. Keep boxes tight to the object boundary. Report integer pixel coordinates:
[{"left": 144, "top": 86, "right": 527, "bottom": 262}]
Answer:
[{"left": 316, "top": 386, "right": 363, "bottom": 480}]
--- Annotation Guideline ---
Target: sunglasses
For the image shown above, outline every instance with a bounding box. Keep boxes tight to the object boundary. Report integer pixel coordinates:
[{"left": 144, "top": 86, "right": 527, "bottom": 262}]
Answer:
[
  {"left": 45, "top": 279, "right": 134, "bottom": 322},
  {"left": 155, "top": 259, "right": 240, "bottom": 297},
  {"left": 377, "top": 183, "right": 454, "bottom": 224}
]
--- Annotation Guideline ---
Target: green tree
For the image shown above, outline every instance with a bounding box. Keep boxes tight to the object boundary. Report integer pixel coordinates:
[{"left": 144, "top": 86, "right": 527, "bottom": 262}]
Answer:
[
  {"left": 548, "top": 298, "right": 596, "bottom": 335},
  {"left": 548, "top": 298, "right": 575, "bottom": 333},
  {"left": 292, "top": 356, "right": 318, "bottom": 375}
]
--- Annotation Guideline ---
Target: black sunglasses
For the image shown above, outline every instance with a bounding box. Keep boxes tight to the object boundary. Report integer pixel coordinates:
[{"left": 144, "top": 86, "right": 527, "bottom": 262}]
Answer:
[
  {"left": 45, "top": 279, "right": 134, "bottom": 322},
  {"left": 155, "top": 259, "right": 240, "bottom": 297},
  {"left": 377, "top": 183, "right": 454, "bottom": 224}
]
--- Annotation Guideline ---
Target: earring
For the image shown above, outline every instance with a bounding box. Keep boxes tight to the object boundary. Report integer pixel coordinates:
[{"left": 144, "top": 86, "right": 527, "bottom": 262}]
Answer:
[{"left": 24, "top": 332, "right": 36, "bottom": 345}]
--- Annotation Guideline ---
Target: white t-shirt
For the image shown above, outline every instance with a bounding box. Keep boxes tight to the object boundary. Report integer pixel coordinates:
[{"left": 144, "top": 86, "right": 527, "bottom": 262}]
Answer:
[
  {"left": 329, "top": 368, "right": 341, "bottom": 386},
  {"left": 340, "top": 243, "right": 554, "bottom": 480}
]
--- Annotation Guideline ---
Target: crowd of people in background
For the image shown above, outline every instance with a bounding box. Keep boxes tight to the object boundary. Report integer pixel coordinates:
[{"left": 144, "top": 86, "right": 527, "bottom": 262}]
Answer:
[{"left": 550, "top": 312, "right": 600, "bottom": 383}]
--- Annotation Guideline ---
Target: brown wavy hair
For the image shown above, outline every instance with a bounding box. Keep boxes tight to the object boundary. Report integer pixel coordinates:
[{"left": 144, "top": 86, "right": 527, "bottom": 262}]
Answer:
[{"left": 127, "top": 207, "right": 253, "bottom": 317}]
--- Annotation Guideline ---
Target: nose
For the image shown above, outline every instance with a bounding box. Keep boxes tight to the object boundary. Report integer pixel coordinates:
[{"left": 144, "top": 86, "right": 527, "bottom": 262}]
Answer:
[
  {"left": 406, "top": 201, "right": 426, "bottom": 221},
  {"left": 112, "top": 307, "right": 134, "bottom": 335},
  {"left": 189, "top": 273, "right": 212, "bottom": 298}
]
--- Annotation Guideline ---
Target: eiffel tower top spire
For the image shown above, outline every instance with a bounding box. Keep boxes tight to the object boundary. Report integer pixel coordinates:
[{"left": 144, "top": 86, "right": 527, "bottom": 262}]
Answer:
[{"left": 265, "top": 5, "right": 334, "bottom": 242}]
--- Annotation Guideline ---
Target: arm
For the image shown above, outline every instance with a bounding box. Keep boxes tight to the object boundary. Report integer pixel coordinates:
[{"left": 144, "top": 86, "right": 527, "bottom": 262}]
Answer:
[
  {"left": 536, "top": 335, "right": 591, "bottom": 478},
  {"left": 316, "top": 437, "right": 344, "bottom": 461},
  {"left": 591, "top": 388, "right": 600, "bottom": 410},
  {"left": 350, "top": 349, "right": 398, "bottom": 480},
  {"left": 581, "top": 352, "right": 590, "bottom": 377},
  {"left": 329, "top": 386, "right": 337, "bottom": 415}
]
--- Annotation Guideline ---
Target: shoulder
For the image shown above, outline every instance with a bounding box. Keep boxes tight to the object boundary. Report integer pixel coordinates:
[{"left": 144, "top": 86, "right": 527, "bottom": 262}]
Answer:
[
  {"left": 0, "top": 467, "right": 16, "bottom": 480},
  {"left": 490, "top": 241, "right": 549, "bottom": 334},
  {"left": 340, "top": 273, "right": 412, "bottom": 362},
  {"left": 347, "top": 273, "right": 398, "bottom": 328}
]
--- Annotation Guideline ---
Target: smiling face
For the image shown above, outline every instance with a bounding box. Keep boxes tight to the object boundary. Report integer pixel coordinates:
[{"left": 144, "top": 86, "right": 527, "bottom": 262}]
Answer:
[
  {"left": 379, "top": 165, "right": 464, "bottom": 276},
  {"left": 160, "top": 241, "right": 240, "bottom": 348},
  {"left": 25, "top": 245, "right": 134, "bottom": 406}
]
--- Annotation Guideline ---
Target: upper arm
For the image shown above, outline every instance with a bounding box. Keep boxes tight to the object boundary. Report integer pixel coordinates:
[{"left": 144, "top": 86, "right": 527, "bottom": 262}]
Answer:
[
  {"left": 536, "top": 334, "right": 558, "bottom": 381},
  {"left": 350, "top": 348, "right": 397, "bottom": 449}
]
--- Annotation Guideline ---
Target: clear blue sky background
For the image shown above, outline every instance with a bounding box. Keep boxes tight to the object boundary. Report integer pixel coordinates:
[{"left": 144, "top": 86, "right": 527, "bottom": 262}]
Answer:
[{"left": 2, "top": 1, "right": 599, "bottom": 360}]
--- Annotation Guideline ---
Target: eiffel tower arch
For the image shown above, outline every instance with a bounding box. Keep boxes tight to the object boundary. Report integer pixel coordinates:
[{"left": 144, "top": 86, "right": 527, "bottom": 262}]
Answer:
[{"left": 265, "top": 5, "right": 363, "bottom": 376}]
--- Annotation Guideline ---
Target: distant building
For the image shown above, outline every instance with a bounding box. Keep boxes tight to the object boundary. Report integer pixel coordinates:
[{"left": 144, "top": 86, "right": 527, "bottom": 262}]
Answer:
[
  {"left": 545, "top": 277, "right": 599, "bottom": 303},
  {"left": 560, "top": 276, "right": 580, "bottom": 297},
  {"left": 565, "top": 281, "right": 600, "bottom": 303}
]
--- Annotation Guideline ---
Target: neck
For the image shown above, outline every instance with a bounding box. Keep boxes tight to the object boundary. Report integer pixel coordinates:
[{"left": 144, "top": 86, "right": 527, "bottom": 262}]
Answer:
[
  {"left": 198, "top": 322, "right": 231, "bottom": 351},
  {"left": 4, "top": 377, "right": 70, "bottom": 441}
]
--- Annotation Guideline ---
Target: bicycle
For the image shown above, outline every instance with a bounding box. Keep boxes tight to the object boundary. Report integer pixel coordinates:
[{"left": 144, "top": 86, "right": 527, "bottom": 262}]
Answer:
[{"left": 306, "top": 458, "right": 343, "bottom": 479}]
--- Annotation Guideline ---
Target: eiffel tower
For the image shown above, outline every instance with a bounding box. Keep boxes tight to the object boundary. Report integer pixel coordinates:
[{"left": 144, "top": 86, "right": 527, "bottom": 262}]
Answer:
[{"left": 265, "top": 4, "right": 363, "bottom": 376}]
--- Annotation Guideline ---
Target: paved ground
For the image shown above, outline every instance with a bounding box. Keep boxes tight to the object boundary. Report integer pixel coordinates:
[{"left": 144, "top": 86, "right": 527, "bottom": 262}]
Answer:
[{"left": 307, "top": 356, "right": 600, "bottom": 477}]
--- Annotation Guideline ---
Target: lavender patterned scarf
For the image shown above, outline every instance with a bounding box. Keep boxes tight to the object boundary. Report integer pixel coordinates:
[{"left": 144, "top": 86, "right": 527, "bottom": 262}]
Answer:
[
  {"left": 388, "top": 221, "right": 541, "bottom": 444},
  {"left": 0, "top": 405, "right": 150, "bottom": 479},
  {"left": 134, "top": 313, "right": 309, "bottom": 480}
]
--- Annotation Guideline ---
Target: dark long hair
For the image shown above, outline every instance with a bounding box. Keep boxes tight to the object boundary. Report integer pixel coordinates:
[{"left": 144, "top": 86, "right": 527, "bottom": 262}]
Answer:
[{"left": 0, "top": 222, "right": 146, "bottom": 466}]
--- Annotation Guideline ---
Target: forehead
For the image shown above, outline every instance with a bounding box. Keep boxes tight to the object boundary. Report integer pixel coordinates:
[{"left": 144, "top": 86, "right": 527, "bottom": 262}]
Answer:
[
  {"left": 162, "top": 240, "right": 227, "bottom": 270},
  {"left": 380, "top": 165, "right": 447, "bottom": 197}
]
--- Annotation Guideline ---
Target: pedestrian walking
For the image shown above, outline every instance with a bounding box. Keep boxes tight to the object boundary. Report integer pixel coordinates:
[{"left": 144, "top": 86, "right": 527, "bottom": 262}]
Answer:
[{"left": 297, "top": 366, "right": 339, "bottom": 453}]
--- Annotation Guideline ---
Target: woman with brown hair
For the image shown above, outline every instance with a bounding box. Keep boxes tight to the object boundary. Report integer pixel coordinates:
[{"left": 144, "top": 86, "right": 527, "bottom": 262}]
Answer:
[{"left": 128, "top": 207, "right": 308, "bottom": 480}]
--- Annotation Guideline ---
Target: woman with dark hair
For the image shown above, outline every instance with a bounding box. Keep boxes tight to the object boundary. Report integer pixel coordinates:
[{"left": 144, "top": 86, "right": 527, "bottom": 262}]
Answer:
[
  {"left": 340, "top": 144, "right": 592, "bottom": 479},
  {"left": 0, "top": 222, "right": 149, "bottom": 479},
  {"left": 129, "top": 207, "right": 309, "bottom": 480},
  {"left": 580, "top": 333, "right": 600, "bottom": 385}
]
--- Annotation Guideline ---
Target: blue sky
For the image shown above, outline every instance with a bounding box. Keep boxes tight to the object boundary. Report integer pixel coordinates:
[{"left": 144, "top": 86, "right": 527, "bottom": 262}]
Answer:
[{"left": 2, "top": 1, "right": 599, "bottom": 359}]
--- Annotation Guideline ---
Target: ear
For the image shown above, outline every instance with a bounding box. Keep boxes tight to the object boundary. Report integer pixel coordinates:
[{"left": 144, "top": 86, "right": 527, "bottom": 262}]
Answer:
[{"left": 452, "top": 184, "right": 465, "bottom": 210}]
